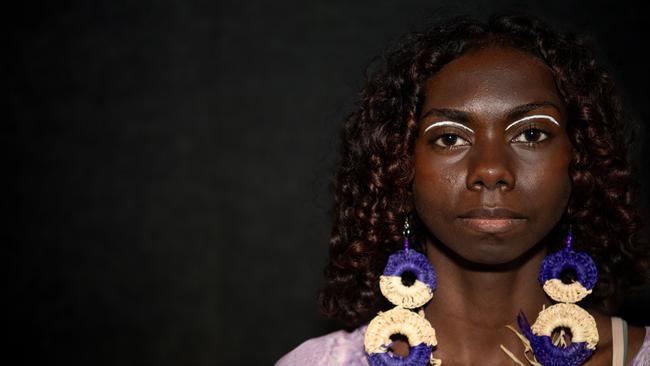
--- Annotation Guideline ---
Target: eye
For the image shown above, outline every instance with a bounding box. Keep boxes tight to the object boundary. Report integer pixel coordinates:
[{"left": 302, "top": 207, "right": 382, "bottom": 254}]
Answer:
[
  {"left": 512, "top": 128, "right": 549, "bottom": 143},
  {"left": 433, "top": 133, "right": 470, "bottom": 148}
]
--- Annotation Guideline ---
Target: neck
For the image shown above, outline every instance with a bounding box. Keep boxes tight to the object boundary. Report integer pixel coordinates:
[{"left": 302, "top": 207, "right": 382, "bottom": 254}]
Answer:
[{"left": 423, "top": 237, "right": 552, "bottom": 364}]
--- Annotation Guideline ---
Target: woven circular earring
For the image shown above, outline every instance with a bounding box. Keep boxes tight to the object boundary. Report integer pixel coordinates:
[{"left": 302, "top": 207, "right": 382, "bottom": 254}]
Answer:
[
  {"left": 365, "top": 307, "right": 437, "bottom": 366},
  {"left": 364, "top": 217, "right": 440, "bottom": 366},
  {"left": 517, "top": 230, "right": 600, "bottom": 366},
  {"left": 538, "top": 231, "right": 598, "bottom": 304}
]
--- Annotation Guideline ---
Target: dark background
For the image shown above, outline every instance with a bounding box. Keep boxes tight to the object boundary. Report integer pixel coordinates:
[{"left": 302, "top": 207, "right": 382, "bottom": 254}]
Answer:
[{"left": 7, "top": 1, "right": 650, "bottom": 365}]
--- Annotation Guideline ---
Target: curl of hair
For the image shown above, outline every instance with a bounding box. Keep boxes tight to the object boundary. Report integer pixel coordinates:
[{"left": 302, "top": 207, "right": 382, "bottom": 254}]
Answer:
[{"left": 318, "top": 14, "right": 648, "bottom": 327}]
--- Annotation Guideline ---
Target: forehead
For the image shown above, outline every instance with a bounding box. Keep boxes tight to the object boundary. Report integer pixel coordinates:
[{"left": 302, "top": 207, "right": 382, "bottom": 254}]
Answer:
[{"left": 421, "top": 46, "right": 564, "bottom": 117}]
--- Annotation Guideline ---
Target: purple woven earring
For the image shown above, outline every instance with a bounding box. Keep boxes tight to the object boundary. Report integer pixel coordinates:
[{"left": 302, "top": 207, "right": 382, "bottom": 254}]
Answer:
[
  {"left": 517, "top": 230, "right": 600, "bottom": 366},
  {"left": 364, "top": 217, "right": 440, "bottom": 366},
  {"left": 378, "top": 219, "right": 437, "bottom": 309},
  {"left": 538, "top": 231, "right": 598, "bottom": 303}
]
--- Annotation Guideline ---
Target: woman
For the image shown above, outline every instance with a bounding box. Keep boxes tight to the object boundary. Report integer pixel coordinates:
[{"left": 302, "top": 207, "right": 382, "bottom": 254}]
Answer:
[{"left": 277, "top": 14, "right": 650, "bottom": 366}]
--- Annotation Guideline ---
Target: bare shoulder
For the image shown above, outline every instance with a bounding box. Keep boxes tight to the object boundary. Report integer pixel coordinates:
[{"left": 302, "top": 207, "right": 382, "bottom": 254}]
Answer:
[
  {"left": 585, "top": 310, "right": 649, "bottom": 366},
  {"left": 627, "top": 324, "right": 648, "bottom": 365}
]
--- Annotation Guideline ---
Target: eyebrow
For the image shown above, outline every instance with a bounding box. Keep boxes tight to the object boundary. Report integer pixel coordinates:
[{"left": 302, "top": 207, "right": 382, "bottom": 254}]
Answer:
[
  {"left": 420, "top": 107, "right": 471, "bottom": 123},
  {"left": 424, "top": 121, "right": 475, "bottom": 134},
  {"left": 504, "top": 114, "right": 560, "bottom": 131},
  {"left": 420, "top": 102, "right": 562, "bottom": 131}
]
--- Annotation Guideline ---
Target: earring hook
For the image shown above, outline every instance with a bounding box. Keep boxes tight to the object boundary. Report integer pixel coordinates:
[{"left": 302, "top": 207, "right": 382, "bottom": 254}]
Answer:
[
  {"left": 403, "top": 217, "right": 411, "bottom": 251},
  {"left": 565, "top": 227, "right": 573, "bottom": 249}
]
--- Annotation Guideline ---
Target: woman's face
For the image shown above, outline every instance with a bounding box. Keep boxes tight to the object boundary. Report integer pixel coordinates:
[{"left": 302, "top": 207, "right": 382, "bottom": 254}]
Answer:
[{"left": 413, "top": 45, "right": 573, "bottom": 266}]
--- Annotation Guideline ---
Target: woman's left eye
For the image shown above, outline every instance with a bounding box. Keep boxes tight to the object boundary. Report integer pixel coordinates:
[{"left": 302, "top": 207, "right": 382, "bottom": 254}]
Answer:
[{"left": 512, "top": 128, "right": 549, "bottom": 143}]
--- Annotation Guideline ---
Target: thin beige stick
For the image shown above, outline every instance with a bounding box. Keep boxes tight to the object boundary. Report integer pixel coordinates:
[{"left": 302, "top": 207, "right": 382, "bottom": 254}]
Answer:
[
  {"left": 500, "top": 344, "right": 527, "bottom": 366},
  {"left": 501, "top": 325, "right": 543, "bottom": 366}
]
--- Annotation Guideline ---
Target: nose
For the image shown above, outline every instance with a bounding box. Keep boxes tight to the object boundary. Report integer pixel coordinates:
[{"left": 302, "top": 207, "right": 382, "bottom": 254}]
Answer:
[{"left": 466, "top": 142, "right": 515, "bottom": 191}]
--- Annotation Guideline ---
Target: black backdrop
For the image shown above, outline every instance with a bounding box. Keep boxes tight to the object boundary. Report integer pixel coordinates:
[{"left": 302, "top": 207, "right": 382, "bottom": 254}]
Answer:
[{"left": 7, "top": 1, "right": 650, "bottom": 365}]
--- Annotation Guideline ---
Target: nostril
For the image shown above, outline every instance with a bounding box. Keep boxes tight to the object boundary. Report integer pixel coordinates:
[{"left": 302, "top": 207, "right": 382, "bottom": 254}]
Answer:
[{"left": 466, "top": 148, "right": 515, "bottom": 191}]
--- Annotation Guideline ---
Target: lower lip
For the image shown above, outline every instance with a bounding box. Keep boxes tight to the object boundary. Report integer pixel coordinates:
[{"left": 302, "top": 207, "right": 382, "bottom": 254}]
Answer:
[{"left": 458, "top": 218, "right": 526, "bottom": 234}]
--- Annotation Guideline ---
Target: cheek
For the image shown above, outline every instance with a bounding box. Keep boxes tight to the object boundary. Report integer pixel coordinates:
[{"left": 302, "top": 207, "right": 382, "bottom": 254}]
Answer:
[
  {"left": 516, "top": 149, "right": 572, "bottom": 220},
  {"left": 412, "top": 148, "right": 466, "bottom": 219}
]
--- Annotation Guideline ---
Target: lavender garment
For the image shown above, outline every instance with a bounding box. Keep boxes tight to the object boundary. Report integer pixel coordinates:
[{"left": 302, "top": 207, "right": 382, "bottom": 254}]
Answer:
[
  {"left": 276, "top": 324, "right": 650, "bottom": 366},
  {"left": 276, "top": 325, "right": 369, "bottom": 366}
]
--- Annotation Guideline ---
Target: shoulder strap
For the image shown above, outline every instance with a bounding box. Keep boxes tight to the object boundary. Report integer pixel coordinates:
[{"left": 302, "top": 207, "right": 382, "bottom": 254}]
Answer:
[{"left": 611, "top": 317, "right": 628, "bottom": 366}]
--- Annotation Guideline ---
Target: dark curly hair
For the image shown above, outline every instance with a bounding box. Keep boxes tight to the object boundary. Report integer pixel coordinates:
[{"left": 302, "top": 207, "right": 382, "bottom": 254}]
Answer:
[{"left": 318, "top": 13, "right": 649, "bottom": 328}]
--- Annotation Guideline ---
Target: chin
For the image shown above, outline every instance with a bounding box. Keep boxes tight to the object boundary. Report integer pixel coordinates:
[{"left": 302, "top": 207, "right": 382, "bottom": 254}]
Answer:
[
  {"left": 442, "top": 236, "right": 539, "bottom": 269},
  {"left": 462, "top": 245, "right": 525, "bottom": 266}
]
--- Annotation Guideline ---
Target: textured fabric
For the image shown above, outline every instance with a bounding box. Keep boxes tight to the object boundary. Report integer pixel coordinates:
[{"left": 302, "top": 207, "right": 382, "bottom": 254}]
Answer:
[
  {"left": 275, "top": 325, "right": 369, "bottom": 366},
  {"left": 276, "top": 322, "right": 650, "bottom": 366}
]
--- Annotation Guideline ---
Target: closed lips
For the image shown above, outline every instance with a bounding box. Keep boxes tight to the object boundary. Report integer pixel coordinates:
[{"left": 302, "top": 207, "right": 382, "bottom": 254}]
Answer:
[
  {"left": 459, "top": 208, "right": 526, "bottom": 219},
  {"left": 458, "top": 208, "right": 526, "bottom": 234}
]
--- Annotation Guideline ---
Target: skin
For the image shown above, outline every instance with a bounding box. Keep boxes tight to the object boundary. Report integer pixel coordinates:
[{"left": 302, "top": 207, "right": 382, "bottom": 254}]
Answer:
[{"left": 388, "top": 45, "right": 645, "bottom": 365}]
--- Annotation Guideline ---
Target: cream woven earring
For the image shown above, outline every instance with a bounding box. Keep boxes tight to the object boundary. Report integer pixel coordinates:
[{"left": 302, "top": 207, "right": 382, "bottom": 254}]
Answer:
[
  {"left": 517, "top": 230, "right": 599, "bottom": 366},
  {"left": 364, "top": 218, "right": 441, "bottom": 366}
]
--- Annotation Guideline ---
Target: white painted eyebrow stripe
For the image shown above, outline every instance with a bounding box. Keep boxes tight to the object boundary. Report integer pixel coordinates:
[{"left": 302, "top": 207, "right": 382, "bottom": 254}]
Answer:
[
  {"left": 424, "top": 121, "right": 474, "bottom": 134},
  {"left": 505, "top": 114, "right": 560, "bottom": 131}
]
